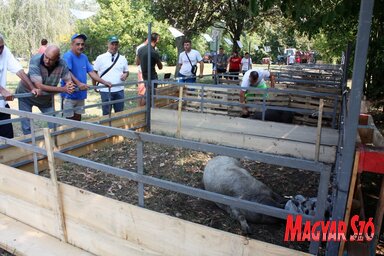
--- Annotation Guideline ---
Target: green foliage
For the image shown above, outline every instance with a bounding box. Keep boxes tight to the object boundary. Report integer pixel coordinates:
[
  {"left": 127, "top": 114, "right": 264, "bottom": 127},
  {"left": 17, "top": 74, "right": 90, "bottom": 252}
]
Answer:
[
  {"left": 280, "top": 0, "right": 384, "bottom": 102},
  {"left": 75, "top": 0, "right": 176, "bottom": 65},
  {"left": 0, "top": 0, "right": 72, "bottom": 58}
]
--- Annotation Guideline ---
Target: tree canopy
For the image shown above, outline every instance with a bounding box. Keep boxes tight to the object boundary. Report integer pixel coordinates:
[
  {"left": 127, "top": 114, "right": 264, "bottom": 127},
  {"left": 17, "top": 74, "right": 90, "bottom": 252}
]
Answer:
[{"left": 0, "top": 0, "right": 382, "bottom": 101}]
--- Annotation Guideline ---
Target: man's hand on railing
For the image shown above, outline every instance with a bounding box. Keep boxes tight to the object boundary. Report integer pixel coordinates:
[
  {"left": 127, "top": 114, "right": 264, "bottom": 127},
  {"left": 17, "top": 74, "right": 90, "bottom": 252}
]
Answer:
[
  {"left": 0, "top": 89, "right": 14, "bottom": 101},
  {"left": 78, "top": 82, "right": 90, "bottom": 91},
  {"left": 31, "top": 88, "right": 42, "bottom": 97},
  {"left": 63, "top": 82, "right": 75, "bottom": 94}
]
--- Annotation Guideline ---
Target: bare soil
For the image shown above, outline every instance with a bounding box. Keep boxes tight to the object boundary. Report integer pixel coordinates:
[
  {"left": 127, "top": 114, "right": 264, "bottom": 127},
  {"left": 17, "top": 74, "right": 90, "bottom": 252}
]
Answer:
[{"left": 40, "top": 139, "right": 321, "bottom": 253}]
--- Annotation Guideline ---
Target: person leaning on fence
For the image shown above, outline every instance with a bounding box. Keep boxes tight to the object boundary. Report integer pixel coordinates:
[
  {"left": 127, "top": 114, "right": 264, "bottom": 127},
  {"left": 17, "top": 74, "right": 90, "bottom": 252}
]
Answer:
[
  {"left": 0, "top": 33, "right": 40, "bottom": 138},
  {"left": 239, "top": 68, "right": 276, "bottom": 117},
  {"left": 137, "top": 32, "right": 162, "bottom": 102},
  {"left": 177, "top": 39, "right": 204, "bottom": 83},
  {"left": 16, "top": 45, "right": 75, "bottom": 135},
  {"left": 135, "top": 38, "right": 148, "bottom": 106},
  {"left": 93, "top": 35, "right": 129, "bottom": 116},
  {"left": 61, "top": 33, "right": 112, "bottom": 121}
]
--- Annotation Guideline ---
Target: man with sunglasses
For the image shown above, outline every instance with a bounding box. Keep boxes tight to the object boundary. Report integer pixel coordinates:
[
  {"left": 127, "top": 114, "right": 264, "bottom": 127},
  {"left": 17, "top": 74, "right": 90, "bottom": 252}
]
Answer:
[
  {"left": 16, "top": 45, "right": 75, "bottom": 135},
  {"left": 93, "top": 36, "right": 129, "bottom": 115},
  {"left": 61, "top": 33, "right": 111, "bottom": 121},
  {"left": 0, "top": 33, "right": 39, "bottom": 138}
]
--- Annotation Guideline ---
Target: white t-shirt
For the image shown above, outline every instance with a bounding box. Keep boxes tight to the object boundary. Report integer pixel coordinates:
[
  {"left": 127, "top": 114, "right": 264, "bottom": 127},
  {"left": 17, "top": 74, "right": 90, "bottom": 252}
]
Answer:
[
  {"left": 241, "top": 68, "right": 271, "bottom": 91},
  {"left": 288, "top": 55, "right": 295, "bottom": 64},
  {"left": 178, "top": 49, "right": 203, "bottom": 76},
  {"left": 241, "top": 57, "right": 252, "bottom": 71},
  {"left": 0, "top": 46, "right": 23, "bottom": 107},
  {"left": 93, "top": 52, "right": 129, "bottom": 92}
]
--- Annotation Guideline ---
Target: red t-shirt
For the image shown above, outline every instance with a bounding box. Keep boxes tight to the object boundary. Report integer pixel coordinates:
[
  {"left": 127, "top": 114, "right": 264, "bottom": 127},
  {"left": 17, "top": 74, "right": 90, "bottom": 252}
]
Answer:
[{"left": 229, "top": 56, "right": 242, "bottom": 71}]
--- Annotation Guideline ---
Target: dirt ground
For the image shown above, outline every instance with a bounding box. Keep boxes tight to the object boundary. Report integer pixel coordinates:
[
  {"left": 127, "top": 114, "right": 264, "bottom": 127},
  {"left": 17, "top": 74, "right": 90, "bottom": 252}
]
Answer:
[
  {"left": 39, "top": 109, "right": 384, "bottom": 255},
  {"left": 39, "top": 139, "right": 320, "bottom": 253}
]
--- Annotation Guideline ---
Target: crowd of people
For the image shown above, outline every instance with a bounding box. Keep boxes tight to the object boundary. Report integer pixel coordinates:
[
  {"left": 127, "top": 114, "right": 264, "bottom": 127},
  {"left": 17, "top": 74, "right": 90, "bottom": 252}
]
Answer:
[
  {"left": 0, "top": 32, "right": 274, "bottom": 139},
  {"left": 212, "top": 48, "right": 254, "bottom": 79}
]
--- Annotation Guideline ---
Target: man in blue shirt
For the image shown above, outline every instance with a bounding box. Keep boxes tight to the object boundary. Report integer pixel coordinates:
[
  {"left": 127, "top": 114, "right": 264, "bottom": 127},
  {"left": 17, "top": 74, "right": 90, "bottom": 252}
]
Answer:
[{"left": 62, "top": 33, "right": 112, "bottom": 121}]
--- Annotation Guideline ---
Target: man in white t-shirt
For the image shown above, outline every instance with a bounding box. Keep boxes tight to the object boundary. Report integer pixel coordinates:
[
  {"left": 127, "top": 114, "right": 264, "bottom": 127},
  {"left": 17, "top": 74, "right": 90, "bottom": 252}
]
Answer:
[
  {"left": 288, "top": 54, "right": 295, "bottom": 65},
  {"left": 240, "top": 52, "right": 253, "bottom": 75},
  {"left": 177, "top": 39, "right": 204, "bottom": 83},
  {"left": 93, "top": 36, "right": 129, "bottom": 115},
  {"left": 0, "top": 34, "right": 39, "bottom": 138},
  {"left": 240, "top": 68, "right": 275, "bottom": 117}
]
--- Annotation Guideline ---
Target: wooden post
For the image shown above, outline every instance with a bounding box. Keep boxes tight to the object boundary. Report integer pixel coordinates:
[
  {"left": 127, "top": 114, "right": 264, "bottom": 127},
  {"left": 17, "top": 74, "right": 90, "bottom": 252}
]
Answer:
[
  {"left": 338, "top": 151, "right": 360, "bottom": 256},
  {"left": 176, "top": 86, "right": 184, "bottom": 138},
  {"left": 43, "top": 128, "right": 68, "bottom": 243},
  {"left": 315, "top": 99, "right": 324, "bottom": 161},
  {"left": 371, "top": 177, "right": 384, "bottom": 254}
]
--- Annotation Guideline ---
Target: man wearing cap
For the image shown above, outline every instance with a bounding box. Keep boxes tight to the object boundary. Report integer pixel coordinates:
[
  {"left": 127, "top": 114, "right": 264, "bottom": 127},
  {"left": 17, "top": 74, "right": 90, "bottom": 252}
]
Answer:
[
  {"left": 0, "top": 33, "right": 39, "bottom": 138},
  {"left": 61, "top": 33, "right": 112, "bottom": 121},
  {"left": 93, "top": 36, "right": 129, "bottom": 115}
]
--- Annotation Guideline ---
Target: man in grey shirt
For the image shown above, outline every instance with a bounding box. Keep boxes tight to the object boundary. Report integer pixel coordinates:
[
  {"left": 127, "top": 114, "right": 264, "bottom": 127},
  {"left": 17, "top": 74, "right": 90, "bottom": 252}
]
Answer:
[{"left": 16, "top": 45, "right": 74, "bottom": 134}]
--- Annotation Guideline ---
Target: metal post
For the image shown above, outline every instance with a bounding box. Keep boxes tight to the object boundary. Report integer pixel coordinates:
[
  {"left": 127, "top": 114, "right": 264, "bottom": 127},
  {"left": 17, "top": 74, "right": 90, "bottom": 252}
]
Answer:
[
  {"left": 342, "top": 43, "right": 353, "bottom": 91},
  {"left": 108, "top": 87, "right": 112, "bottom": 126},
  {"left": 214, "top": 37, "right": 219, "bottom": 84},
  {"left": 327, "top": 0, "right": 375, "bottom": 255},
  {"left": 137, "top": 140, "right": 144, "bottom": 207},
  {"left": 145, "top": 23, "right": 152, "bottom": 132},
  {"left": 200, "top": 84, "right": 205, "bottom": 113},
  {"left": 30, "top": 119, "right": 39, "bottom": 175}
]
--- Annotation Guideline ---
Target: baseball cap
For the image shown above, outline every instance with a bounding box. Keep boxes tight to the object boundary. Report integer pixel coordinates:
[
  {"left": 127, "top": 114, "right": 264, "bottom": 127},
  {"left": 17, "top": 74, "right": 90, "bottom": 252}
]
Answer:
[
  {"left": 108, "top": 35, "right": 119, "bottom": 43},
  {"left": 71, "top": 33, "right": 87, "bottom": 41}
]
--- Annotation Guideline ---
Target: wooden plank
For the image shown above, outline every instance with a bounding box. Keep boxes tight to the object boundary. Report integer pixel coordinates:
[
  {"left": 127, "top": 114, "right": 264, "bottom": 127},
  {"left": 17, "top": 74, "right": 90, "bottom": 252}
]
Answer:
[
  {"left": 151, "top": 109, "right": 337, "bottom": 163},
  {"left": 44, "top": 128, "right": 68, "bottom": 242},
  {"left": 0, "top": 108, "right": 146, "bottom": 169},
  {"left": 315, "top": 99, "right": 324, "bottom": 161},
  {"left": 0, "top": 164, "right": 311, "bottom": 256},
  {"left": 338, "top": 152, "right": 360, "bottom": 256},
  {"left": 372, "top": 177, "right": 384, "bottom": 254},
  {"left": 0, "top": 213, "right": 94, "bottom": 256},
  {"left": 153, "top": 108, "right": 339, "bottom": 146},
  {"left": 177, "top": 86, "right": 184, "bottom": 138}
]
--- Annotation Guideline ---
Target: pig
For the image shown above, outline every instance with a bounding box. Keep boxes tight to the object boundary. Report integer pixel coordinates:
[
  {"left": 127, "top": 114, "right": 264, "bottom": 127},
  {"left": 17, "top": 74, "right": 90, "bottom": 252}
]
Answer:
[{"left": 203, "top": 156, "right": 285, "bottom": 233}]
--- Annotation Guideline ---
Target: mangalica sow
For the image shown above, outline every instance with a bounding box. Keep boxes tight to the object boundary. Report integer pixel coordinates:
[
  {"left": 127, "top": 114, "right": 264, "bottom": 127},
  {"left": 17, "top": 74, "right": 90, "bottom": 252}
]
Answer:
[{"left": 203, "top": 156, "right": 285, "bottom": 234}]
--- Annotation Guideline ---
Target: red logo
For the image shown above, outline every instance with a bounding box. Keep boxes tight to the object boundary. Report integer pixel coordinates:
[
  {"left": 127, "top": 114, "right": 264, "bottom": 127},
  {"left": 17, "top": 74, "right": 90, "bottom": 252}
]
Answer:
[{"left": 284, "top": 214, "right": 375, "bottom": 242}]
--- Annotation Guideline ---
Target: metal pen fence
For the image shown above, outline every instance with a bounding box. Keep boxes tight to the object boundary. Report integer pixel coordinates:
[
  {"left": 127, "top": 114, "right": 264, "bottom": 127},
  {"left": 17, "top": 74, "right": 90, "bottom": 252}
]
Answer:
[{"left": 0, "top": 73, "right": 335, "bottom": 254}]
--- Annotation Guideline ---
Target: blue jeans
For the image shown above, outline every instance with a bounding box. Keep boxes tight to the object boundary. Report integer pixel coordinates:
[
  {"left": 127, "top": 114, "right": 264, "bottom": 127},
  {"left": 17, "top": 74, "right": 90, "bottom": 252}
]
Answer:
[
  {"left": 100, "top": 90, "right": 124, "bottom": 116},
  {"left": 18, "top": 97, "right": 54, "bottom": 135},
  {"left": 178, "top": 72, "right": 196, "bottom": 83}
]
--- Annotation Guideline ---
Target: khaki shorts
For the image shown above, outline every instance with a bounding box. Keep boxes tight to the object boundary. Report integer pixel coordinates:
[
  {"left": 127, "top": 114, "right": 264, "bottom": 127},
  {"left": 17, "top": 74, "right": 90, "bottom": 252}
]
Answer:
[{"left": 63, "top": 98, "right": 85, "bottom": 117}]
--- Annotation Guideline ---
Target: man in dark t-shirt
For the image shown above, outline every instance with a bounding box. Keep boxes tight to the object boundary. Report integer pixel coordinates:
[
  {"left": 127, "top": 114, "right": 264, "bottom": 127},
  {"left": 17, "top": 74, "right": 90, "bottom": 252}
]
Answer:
[{"left": 137, "top": 33, "right": 162, "bottom": 86}]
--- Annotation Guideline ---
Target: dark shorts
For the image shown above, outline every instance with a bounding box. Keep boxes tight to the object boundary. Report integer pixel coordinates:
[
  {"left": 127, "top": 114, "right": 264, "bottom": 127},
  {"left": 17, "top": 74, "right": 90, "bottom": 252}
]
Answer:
[{"left": 0, "top": 104, "right": 14, "bottom": 138}]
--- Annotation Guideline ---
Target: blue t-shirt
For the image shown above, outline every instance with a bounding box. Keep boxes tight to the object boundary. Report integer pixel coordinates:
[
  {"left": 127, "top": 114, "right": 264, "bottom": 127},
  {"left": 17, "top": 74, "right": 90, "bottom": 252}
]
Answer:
[{"left": 61, "top": 50, "right": 93, "bottom": 100}]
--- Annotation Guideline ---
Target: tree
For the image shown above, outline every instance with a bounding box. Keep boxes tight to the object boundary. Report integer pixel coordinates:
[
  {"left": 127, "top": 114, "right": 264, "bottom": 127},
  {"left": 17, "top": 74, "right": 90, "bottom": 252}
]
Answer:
[
  {"left": 75, "top": 0, "right": 175, "bottom": 65},
  {"left": 149, "top": 0, "right": 222, "bottom": 74},
  {"left": 0, "top": 0, "right": 72, "bottom": 57},
  {"left": 278, "top": 0, "right": 384, "bottom": 103},
  {"left": 217, "top": 0, "right": 277, "bottom": 52}
]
